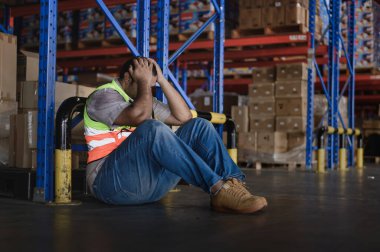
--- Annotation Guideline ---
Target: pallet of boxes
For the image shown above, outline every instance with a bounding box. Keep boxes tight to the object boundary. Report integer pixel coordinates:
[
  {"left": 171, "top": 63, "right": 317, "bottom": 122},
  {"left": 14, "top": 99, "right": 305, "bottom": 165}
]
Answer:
[
  {"left": 2, "top": 39, "right": 95, "bottom": 169},
  {"left": 233, "top": 63, "right": 308, "bottom": 168}
]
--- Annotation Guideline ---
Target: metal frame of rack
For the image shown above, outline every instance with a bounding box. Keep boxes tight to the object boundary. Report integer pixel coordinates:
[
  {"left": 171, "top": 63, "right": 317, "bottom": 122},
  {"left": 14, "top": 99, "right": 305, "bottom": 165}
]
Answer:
[
  {"left": 3, "top": 0, "right": 368, "bottom": 201},
  {"left": 305, "top": 0, "right": 357, "bottom": 169}
]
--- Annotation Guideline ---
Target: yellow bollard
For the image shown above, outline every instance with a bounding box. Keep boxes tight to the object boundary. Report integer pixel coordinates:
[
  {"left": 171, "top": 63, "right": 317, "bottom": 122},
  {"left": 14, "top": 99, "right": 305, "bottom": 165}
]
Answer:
[
  {"left": 317, "top": 148, "right": 325, "bottom": 173},
  {"left": 339, "top": 148, "right": 347, "bottom": 171},
  {"left": 228, "top": 148, "right": 238, "bottom": 164},
  {"left": 357, "top": 148, "right": 364, "bottom": 169},
  {"left": 55, "top": 149, "right": 72, "bottom": 204}
]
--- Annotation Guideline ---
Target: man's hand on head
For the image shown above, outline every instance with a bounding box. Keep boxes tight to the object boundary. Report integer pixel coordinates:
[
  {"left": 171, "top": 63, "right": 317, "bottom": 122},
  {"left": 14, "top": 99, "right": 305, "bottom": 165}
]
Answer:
[
  {"left": 129, "top": 58, "right": 157, "bottom": 87},
  {"left": 147, "top": 58, "right": 165, "bottom": 84}
]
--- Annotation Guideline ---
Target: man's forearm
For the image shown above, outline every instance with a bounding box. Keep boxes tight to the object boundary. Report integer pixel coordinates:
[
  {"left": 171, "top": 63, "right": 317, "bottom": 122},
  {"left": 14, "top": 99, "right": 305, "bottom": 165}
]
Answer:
[
  {"left": 134, "top": 81, "right": 153, "bottom": 118},
  {"left": 159, "top": 78, "right": 192, "bottom": 122}
]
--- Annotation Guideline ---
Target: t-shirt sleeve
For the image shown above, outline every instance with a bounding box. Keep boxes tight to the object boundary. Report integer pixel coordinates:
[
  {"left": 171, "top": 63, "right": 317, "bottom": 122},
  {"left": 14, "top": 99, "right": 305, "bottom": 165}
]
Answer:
[
  {"left": 152, "top": 97, "right": 171, "bottom": 122},
  {"left": 86, "top": 89, "right": 130, "bottom": 128}
]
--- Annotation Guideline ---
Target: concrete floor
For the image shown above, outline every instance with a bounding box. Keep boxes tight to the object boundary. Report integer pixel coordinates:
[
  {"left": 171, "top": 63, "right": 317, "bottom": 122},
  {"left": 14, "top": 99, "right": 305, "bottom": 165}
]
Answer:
[{"left": 1, "top": 166, "right": 380, "bottom": 252}]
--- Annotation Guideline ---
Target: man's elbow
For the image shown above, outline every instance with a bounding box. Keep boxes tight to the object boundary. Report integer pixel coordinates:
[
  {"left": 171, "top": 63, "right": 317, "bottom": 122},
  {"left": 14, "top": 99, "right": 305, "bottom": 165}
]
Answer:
[{"left": 179, "top": 111, "right": 193, "bottom": 124}]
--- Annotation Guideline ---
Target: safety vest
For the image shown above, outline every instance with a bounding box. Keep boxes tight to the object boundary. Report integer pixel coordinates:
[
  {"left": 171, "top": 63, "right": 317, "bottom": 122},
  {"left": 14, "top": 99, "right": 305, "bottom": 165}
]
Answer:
[{"left": 84, "top": 80, "right": 135, "bottom": 163}]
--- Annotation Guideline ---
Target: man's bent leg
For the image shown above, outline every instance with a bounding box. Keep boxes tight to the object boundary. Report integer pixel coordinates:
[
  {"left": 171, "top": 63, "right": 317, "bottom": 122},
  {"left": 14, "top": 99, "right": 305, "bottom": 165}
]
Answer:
[
  {"left": 175, "top": 118, "right": 245, "bottom": 181},
  {"left": 92, "top": 120, "right": 223, "bottom": 205}
]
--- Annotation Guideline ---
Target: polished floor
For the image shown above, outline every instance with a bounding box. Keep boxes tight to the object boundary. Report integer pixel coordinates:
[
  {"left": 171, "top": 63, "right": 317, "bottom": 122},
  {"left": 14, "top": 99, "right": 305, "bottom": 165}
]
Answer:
[{"left": 1, "top": 166, "right": 380, "bottom": 252}]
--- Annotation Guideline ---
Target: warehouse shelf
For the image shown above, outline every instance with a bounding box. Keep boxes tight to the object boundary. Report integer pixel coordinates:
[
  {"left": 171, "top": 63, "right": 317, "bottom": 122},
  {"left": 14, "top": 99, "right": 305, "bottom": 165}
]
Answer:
[{"left": 5, "top": 0, "right": 380, "bottom": 202}]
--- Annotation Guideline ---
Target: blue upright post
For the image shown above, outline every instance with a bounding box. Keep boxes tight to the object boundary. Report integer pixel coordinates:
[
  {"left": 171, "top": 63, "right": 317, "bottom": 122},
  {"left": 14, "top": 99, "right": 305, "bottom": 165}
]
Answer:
[
  {"left": 137, "top": 0, "right": 150, "bottom": 57},
  {"left": 34, "top": 0, "right": 57, "bottom": 203},
  {"left": 156, "top": 0, "right": 170, "bottom": 103},
  {"left": 327, "top": 0, "right": 341, "bottom": 169},
  {"left": 181, "top": 63, "right": 188, "bottom": 93},
  {"left": 173, "top": 60, "right": 179, "bottom": 80},
  {"left": 213, "top": 0, "right": 224, "bottom": 136},
  {"left": 347, "top": 0, "right": 356, "bottom": 167},
  {"left": 306, "top": 0, "right": 317, "bottom": 169}
]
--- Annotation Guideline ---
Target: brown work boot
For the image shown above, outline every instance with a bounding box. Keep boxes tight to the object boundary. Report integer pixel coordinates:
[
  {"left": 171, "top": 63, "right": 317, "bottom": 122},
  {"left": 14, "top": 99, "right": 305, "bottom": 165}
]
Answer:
[{"left": 211, "top": 179, "right": 267, "bottom": 214}]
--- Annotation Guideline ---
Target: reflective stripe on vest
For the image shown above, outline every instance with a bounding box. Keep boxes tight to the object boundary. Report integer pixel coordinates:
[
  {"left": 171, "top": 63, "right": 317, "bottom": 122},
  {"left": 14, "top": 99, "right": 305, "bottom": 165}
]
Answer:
[{"left": 84, "top": 80, "right": 134, "bottom": 163}]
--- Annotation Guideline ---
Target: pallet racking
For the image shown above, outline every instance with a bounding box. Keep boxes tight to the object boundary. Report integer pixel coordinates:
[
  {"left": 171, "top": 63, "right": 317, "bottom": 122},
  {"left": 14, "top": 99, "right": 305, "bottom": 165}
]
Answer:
[{"left": 2, "top": 0, "right": 380, "bottom": 202}]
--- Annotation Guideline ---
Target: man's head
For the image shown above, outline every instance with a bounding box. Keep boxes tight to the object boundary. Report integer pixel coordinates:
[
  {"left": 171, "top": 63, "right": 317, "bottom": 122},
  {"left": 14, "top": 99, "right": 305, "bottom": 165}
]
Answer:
[{"left": 119, "top": 57, "right": 157, "bottom": 99}]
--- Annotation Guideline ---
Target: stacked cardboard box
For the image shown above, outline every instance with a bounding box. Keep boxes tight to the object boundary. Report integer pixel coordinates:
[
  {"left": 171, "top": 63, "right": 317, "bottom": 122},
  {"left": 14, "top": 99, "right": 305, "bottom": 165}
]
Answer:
[
  {"left": 189, "top": 89, "right": 245, "bottom": 115},
  {"left": 275, "top": 62, "right": 308, "bottom": 151},
  {"left": 0, "top": 32, "right": 17, "bottom": 166},
  {"left": 20, "top": 11, "right": 73, "bottom": 48},
  {"left": 79, "top": 8, "right": 105, "bottom": 42},
  {"left": 179, "top": 0, "right": 215, "bottom": 35},
  {"left": 105, "top": 4, "right": 137, "bottom": 40},
  {"left": 238, "top": 0, "right": 312, "bottom": 32},
  {"left": 341, "top": 0, "right": 380, "bottom": 70}
]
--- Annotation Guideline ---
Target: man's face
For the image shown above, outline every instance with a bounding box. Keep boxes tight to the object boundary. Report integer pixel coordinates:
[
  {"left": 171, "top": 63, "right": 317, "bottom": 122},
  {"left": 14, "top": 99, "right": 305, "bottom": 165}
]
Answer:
[{"left": 123, "top": 72, "right": 138, "bottom": 99}]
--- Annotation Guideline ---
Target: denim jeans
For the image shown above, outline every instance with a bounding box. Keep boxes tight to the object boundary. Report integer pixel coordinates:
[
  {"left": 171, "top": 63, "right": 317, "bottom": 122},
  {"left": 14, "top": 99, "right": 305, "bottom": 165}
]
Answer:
[{"left": 92, "top": 118, "right": 245, "bottom": 205}]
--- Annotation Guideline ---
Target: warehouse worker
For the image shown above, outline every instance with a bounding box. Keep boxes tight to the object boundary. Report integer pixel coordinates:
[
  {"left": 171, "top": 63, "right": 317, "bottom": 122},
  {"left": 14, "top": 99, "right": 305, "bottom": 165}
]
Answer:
[{"left": 84, "top": 57, "right": 268, "bottom": 214}]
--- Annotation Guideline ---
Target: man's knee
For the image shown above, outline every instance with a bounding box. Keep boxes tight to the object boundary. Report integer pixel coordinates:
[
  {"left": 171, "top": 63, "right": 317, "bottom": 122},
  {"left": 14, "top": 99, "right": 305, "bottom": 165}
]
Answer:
[
  {"left": 190, "top": 117, "right": 213, "bottom": 128},
  {"left": 138, "top": 119, "right": 171, "bottom": 134}
]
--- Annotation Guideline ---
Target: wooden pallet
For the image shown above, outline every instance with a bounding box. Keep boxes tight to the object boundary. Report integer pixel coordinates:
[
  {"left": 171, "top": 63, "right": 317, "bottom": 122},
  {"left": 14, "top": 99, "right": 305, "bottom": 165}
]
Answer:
[
  {"left": 232, "top": 24, "right": 308, "bottom": 38},
  {"left": 238, "top": 161, "right": 305, "bottom": 170},
  {"left": 353, "top": 67, "right": 380, "bottom": 75}
]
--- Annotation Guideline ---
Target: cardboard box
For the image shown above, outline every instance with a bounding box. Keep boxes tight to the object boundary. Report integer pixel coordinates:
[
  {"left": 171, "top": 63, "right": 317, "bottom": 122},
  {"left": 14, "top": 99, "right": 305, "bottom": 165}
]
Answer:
[
  {"left": 285, "top": 5, "right": 307, "bottom": 26},
  {"left": 239, "top": 0, "right": 264, "bottom": 8},
  {"left": 19, "top": 81, "right": 82, "bottom": 111},
  {"left": 263, "top": 7, "right": 286, "bottom": 27},
  {"left": 286, "top": 0, "right": 309, "bottom": 8},
  {"left": 8, "top": 115, "right": 16, "bottom": 167},
  {"left": 248, "top": 83, "right": 275, "bottom": 99},
  {"left": 190, "top": 90, "right": 239, "bottom": 115},
  {"left": 257, "top": 131, "right": 287, "bottom": 153},
  {"left": 276, "top": 62, "right": 308, "bottom": 81},
  {"left": 276, "top": 116, "right": 306, "bottom": 132},
  {"left": 14, "top": 114, "right": 31, "bottom": 168},
  {"left": 0, "top": 100, "right": 18, "bottom": 138},
  {"left": 0, "top": 137, "right": 9, "bottom": 166},
  {"left": 231, "top": 106, "right": 249, "bottom": 133},
  {"left": 249, "top": 99, "right": 275, "bottom": 116},
  {"left": 238, "top": 132, "right": 256, "bottom": 151},
  {"left": 0, "top": 32, "right": 17, "bottom": 101},
  {"left": 250, "top": 116, "right": 275, "bottom": 131},
  {"left": 17, "top": 50, "right": 39, "bottom": 82},
  {"left": 239, "top": 9, "right": 262, "bottom": 29},
  {"left": 264, "top": 0, "right": 285, "bottom": 8},
  {"left": 276, "top": 98, "right": 307, "bottom": 116},
  {"left": 275, "top": 80, "right": 307, "bottom": 98},
  {"left": 252, "top": 67, "right": 276, "bottom": 83},
  {"left": 287, "top": 132, "right": 306, "bottom": 150}
]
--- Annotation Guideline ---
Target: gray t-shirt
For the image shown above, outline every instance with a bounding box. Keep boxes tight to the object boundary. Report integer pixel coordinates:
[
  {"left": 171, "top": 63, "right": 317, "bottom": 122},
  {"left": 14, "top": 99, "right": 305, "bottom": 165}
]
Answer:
[{"left": 86, "top": 81, "right": 171, "bottom": 193}]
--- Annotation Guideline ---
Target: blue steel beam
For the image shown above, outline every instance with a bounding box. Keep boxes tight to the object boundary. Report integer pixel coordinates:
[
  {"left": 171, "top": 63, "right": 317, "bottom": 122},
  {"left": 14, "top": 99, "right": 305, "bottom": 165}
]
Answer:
[
  {"left": 181, "top": 64, "right": 188, "bottom": 93},
  {"left": 347, "top": 0, "right": 356, "bottom": 167},
  {"left": 168, "top": 70, "right": 195, "bottom": 109},
  {"left": 168, "top": 13, "right": 217, "bottom": 65},
  {"left": 34, "top": 0, "right": 57, "bottom": 203},
  {"left": 137, "top": 0, "right": 150, "bottom": 57},
  {"left": 213, "top": 0, "right": 224, "bottom": 136},
  {"left": 156, "top": 0, "right": 170, "bottom": 103},
  {"left": 305, "top": 0, "right": 317, "bottom": 169},
  {"left": 327, "top": 0, "right": 341, "bottom": 169},
  {"left": 96, "top": 0, "right": 139, "bottom": 57}
]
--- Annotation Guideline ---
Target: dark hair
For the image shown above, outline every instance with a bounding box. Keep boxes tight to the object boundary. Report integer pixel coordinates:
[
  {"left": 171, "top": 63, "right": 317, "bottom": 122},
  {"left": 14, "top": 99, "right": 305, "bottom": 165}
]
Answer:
[
  {"left": 119, "top": 57, "right": 136, "bottom": 80},
  {"left": 119, "top": 57, "right": 157, "bottom": 80}
]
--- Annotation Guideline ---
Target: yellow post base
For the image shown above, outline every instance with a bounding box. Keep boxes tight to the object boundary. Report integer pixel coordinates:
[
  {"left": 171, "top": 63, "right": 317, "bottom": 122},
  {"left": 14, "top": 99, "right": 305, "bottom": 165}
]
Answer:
[
  {"left": 339, "top": 148, "right": 347, "bottom": 171},
  {"left": 317, "top": 148, "right": 325, "bottom": 173},
  {"left": 357, "top": 148, "right": 364, "bottom": 169},
  {"left": 55, "top": 149, "right": 72, "bottom": 204},
  {"left": 228, "top": 148, "right": 238, "bottom": 164}
]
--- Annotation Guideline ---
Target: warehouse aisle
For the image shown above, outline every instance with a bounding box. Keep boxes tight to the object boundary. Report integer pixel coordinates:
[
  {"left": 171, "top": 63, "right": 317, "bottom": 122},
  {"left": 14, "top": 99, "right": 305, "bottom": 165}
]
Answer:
[{"left": 1, "top": 166, "right": 380, "bottom": 251}]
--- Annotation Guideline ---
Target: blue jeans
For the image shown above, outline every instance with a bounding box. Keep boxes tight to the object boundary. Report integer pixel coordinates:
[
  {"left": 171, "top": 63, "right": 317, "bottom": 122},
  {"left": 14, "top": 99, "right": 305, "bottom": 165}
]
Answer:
[{"left": 92, "top": 118, "right": 245, "bottom": 205}]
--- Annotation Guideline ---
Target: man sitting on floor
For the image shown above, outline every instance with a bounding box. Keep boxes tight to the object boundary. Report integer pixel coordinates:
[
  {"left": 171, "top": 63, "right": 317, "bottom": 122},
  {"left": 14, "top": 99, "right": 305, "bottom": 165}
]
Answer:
[{"left": 84, "top": 57, "right": 267, "bottom": 214}]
